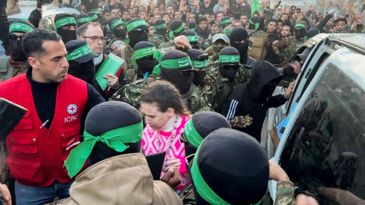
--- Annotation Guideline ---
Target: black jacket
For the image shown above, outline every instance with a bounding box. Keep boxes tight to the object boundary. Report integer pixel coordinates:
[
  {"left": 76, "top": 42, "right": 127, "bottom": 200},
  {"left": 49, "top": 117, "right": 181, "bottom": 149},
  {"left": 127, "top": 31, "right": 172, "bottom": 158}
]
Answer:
[{"left": 222, "top": 61, "right": 286, "bottom": 141}]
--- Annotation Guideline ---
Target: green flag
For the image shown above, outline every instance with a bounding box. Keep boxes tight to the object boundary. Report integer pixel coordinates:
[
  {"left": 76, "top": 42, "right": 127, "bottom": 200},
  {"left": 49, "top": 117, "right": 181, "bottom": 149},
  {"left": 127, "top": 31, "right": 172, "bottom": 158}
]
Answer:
[{"left": 251, "top": 0, "right": 261, "bottom": 16}]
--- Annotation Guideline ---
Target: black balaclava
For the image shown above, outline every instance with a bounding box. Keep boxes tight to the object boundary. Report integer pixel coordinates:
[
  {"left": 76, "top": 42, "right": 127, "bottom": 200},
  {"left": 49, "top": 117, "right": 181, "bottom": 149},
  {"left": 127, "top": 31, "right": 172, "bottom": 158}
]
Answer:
[
  {"left": 229, "top": 26, "right": 249, "bottom": 64},
  {"left": 8, "top": 20, "right": 35, "bottom": 61},
  {"left": 133, "top": 41, "right": 159, "bottom": 76},
  {"left": 55, "top": 14, "right": 77, "bottom": 44},
  {"left": 129, "top": 29, "right": 148, "bottom": 48},
  {"left": 247, "top": 61, "right": 283, "bottom": 102},
  {"left": 218, "top": 46, "right": 241, "bottom": 80},
  {"left": 110, "top": 18, "right": 126, "bottom": 39},
  {"left": 154, "top": 19, "right": 167, "bottom": 36},
  {"left": 161, "top": 50, "right": 193, "bottom": 95},
  {"left": 181, "top": 30, "right": 200, "bottom": 49},
  {"left": 191, "top": 128, "right": 269, "bottom": 205},
  {"left": 183, "top": 111, "right": 231, "bottom": 163},
  {"left": 68, "top": 60, "right": 95, "bottom": 83},
  {"left": 187, "top": 49, "right": 207, "bottom": 86},
  {"left": 86, "top": 101, "right": 142, "bottom": 165}
]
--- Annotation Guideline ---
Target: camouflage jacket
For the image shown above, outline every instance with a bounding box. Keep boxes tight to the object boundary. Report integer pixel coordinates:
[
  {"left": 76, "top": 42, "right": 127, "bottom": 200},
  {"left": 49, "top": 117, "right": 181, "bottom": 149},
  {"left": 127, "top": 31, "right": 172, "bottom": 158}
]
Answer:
[
  {"left": 279, "top": 36, "right": 297, "bottom": 67},
  {"left": 274, "top": 181, "right": 296, "bottom": 205},
  {"left": 111, "top": 78, "right": 212, "bottom": 113},
  {"left": 148, "top": 33, "right": 166, "bottom": 48},
  {"left": 158, "top": 40, "right": 174, "bottom": 51},
  {"left": 120, "top": 44, "right": 137, "bottom": 84},
  {"left": 204, "top": 46, "right": 220, "bottom": 62},
  {"left": 201, "top": 62, "right": 251, "bottom": 111},
  {"left": 0, "top": 56, "right": 28, "bottom": 82}
]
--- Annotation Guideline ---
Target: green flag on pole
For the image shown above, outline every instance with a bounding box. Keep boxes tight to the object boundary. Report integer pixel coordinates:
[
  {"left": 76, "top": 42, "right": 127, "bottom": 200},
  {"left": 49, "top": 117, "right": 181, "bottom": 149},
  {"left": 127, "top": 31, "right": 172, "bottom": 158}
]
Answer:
[{"left": 251, "top": 0, "right": 261, "bottom": 16}]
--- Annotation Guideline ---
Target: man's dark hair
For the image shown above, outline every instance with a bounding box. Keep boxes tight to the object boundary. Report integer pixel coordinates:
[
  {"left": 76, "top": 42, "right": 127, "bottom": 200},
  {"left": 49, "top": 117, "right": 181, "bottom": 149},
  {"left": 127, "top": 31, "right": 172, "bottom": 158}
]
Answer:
[
  {"left": 22, "top": 29, "right": 62, "bottom": 58},
  {"left": 267, "top": 19, "right": 278, "bottom": 25}
]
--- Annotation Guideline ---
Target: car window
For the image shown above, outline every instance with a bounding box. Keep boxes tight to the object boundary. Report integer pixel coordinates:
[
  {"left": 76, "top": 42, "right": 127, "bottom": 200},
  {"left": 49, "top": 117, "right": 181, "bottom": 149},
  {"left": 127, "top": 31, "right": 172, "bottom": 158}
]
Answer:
[{"left": 280, "top": 63, "right": 365, "bottom": 204}]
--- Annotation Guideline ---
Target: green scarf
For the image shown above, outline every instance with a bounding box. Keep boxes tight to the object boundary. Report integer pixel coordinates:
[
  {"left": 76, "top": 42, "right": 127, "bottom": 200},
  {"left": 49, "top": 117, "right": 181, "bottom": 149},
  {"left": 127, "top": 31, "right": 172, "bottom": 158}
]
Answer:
[
  {"left": 152, "top": 56, "right": 192, "bottom": 76},
  {"left": 65, "top": 121, "right": 143, "bottom": 178}
]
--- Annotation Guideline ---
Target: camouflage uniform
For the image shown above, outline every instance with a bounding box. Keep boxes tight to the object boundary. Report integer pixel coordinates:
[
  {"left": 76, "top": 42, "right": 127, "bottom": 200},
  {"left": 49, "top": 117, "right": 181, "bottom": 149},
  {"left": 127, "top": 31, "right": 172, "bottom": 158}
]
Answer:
[
  {"left": 249, "top": 30, "right": 268, "bottom": 62},
  {"left": 204, "top": 46, "right": 220, "bottom": 62},
  {"left": 201, "top": 62, "right": 251, "bottom": 111},
  {"left": 158, "top": 40, "right": 175, "bottom": 54},
  {"left": 120, "top": 44, "right": 137, "bottom": 83},
  {"left": 279, "top": 36, "right": 297, "bottom": 67},
  {"left": 111, "top": 77, "right": 212, "bottom": 113},
  {"left": 0, "top": 56, "right": 28, "bottom": 82},
  {"left": 148, "top": 33, "right": 165, "bottom": 48},
  {"left": 274, "top": 181, "right": 296, "bottom": 205}
]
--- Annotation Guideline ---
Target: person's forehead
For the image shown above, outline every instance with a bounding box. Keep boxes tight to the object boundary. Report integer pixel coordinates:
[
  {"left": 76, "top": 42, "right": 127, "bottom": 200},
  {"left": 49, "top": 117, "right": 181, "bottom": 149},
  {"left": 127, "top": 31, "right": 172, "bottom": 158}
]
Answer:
[
  {"left": 86, "top": 25, "right": 103, "bottom": 35},
  {"left": 140, "top": 102, "right": 160, "bottom": 114},
  {"left": 42, "top": 40, "right": 66, "bottom": 56}
]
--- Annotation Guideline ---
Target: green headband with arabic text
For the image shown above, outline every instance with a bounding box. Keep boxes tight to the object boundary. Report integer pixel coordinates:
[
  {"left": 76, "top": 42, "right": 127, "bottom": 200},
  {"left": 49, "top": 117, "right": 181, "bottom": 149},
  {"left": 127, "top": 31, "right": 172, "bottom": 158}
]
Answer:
[
  {"left": 65, "top": 121, "right": 143, "bottom": 178},
  {"left": 152, "top": 56, "right": 192, "bottom": 76},
  {"left": 168, "top": 23, "right": 185, "bottom": 39},
  {"left": 131, "top": 46, "right": 162, "bottom": 66},
  {"left": 111, "top": 18, "right": 125, "bottom": 30},
  {"left": 126, "top": 19, "right": 148, "bottom": 32},
  {"left": 9, "top": 22, "right": 35, "bottom": 33},
  {"left": 66, "top": 44, "right": 93, "bottom": 61},
  {"left": 219, "top": 55, "right": 240, "bottom": 63},
  {"left": 55, "top": 16, "right": 77, "bottom": 29},
  {"left": 77, "top": 16, "right": 91, "bottom": 24},
  {"left": 154, "top": 22, "right": 167, "bottom": 30}
]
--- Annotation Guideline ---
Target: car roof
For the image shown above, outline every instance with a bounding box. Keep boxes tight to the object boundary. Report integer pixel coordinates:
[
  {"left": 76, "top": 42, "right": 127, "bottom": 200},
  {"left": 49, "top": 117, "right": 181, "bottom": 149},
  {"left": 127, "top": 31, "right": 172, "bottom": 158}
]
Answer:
[
  {"left": 327, "top": 33, "right": 365, "bottom": 55},
  {"left": 303, "top": 33, "right": 330, "bottom": 48},
  {"left": 42, "top": 6, "right": 80, "bottom": 18}
]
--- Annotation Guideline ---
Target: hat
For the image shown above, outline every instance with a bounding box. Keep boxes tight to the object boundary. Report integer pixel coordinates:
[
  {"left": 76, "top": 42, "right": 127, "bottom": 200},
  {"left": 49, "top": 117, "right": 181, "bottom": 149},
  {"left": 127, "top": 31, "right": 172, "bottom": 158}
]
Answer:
[
  {"left": 184, "top": 111, "right": 231, "bottom": 148},
  {"left": 65, "top": 101, "right": 143, "bottom": 178},
  {"left": 191, "top": 128, "right": 269, "bottom": 204},
  {"left": 9, "top": 20, "right": 35, "bottom": 33},
  {"left": 212, "top": 33, "right": 229, "bottom": 44},
  {"left": 54, "top": 14, "right": 77, "bottom": 29},
  {"left": 65, "top": 40, "right": 97, "bottom": 63}
]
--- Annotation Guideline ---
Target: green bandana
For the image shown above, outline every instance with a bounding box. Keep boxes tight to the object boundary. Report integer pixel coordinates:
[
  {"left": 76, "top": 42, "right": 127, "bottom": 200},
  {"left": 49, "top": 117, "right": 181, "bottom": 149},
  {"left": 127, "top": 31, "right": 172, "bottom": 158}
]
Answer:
[
  {"left": 9, "top": 22, "right": 34, "bottom": 33},
  {"left": 152, "top": 56, "right": 192, "bottom": 76},
  {"left": 295, "top": 23, "right": 305, "bottom": 30},
  {"left": 131, "top": 46, "right": 157, "bottom": 65},
  {"left": 219, "top": 55, "right": 240, "bottom": 63},
  {"left": 154, "top": 23, "right": 167, "bottom": 30},
  {"left": 223, "top": 28, "right": 232, "bottom": 35},
  {"left": 187, "top": 35, "right": 199, "bottom": 43},
  {"left": 89, "top": 14, "right": 99, "bottom": 22},
  {"left": 191, "top": 145, "right": 231, "bottom": 205},
  {"left": 111, "top": 19, "right": 124, "bottom": 31},
  {"left": 220, "top": 18, "right": 232, "bottom": 26},
  {"left": 55, "top": 17, "right": 76, "bottom": 29},
  {"left": 184, "top": 119, "right": 203, "bottom": 148},
  {"left": 126, "top": 19, "right": 148, "bottom": 32},
  {"left": 65, "top": 121, "right": 143, "bottom": 178},
  {"left": 192, "top": 59, "right": 208, "bottom": 69},
  {"left": 168, "top": 23, "right": 185, "bottom": 39},
  {"left": 66, "top": 44, "right": 93, "bottom": 61},
  {"left": 77, "top": 16, "right": 91, "bottom": 24}
]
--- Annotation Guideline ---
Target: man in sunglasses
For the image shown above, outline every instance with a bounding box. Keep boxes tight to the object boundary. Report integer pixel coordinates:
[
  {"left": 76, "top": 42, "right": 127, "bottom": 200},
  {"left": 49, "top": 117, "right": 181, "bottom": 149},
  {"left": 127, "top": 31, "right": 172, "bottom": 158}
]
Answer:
[
  {"left": 201, "top": 46, "right": 251, "bottom": 113},
  {"left": 0, "top": 20, "right": 35, "bottom": 82}
]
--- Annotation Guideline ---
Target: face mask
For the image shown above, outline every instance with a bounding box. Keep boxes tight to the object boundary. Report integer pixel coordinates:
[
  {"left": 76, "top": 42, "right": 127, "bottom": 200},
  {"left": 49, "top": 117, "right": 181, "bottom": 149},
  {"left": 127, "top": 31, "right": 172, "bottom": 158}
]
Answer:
[
  {"left": 68, "top": 60, "right": 95, "bottom": 83},
  {"left": 113, "top": 28, "right": 126, "bottom": 39},
  {"left": 9, "top": 38, "right": 26, "bottom": 61},
  {"left": 193, "top": 70, "right": 206, "bottom": 86},
  {"left": 231, "top": 41, "right": 248, "bottom": 64},
  {"left": 219, "top": 64, "right": 239, "bottom": 80},
  {"left": 129, "top": 30, "right": 148, "bottom": 47},
  {"left": 136, "top": 57, "right": 159, "bottom": 76},
  {"left": 161, "top": 69, "right": 193, "bottom": 95},
  {"left": 57, "top": 28, "right": 77, "bottom": 44}
]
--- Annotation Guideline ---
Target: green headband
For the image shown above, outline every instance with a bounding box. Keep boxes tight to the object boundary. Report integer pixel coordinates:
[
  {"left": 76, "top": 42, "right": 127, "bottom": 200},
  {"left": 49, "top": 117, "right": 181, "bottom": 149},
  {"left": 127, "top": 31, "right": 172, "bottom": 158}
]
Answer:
[
  {"left": 191, "top": 145, "right": 231, "bottom": 205},
  {"left": 89, "top": 14, "right": 99, "bottom": 21},
  {"left": 152, "top": 56, "right": 192, "bottom": 76},
  {"left": 187, "top": 35, "right": 199, "bottom": 43},
  {"left": 220, "top": 18, "right": 232, "bottom": 26},
  {"left": 192, "top": 59, "right": 208, "bottom": 69},
  {"left": 219, "top": 55, "right": 240, "bottom": 63},
  {"left": 65, "top": 121, "right": 143, "bottom": 178},
  {"left": 154, "top": 23, "right": 167, "bottom": 30},
  {"left": 249, "top": 20, "right": 260, "bottom": 30},
  {"left": 55, "top": 17, "right": 76, "bottom": 29},
  {"left": 66, "top": 44, "right": 93, "bottom": 61},
  {"left": 168, "top": 23, "right": 185, "bottom": 40},
  {"left": 295, "top": 23, "right": 305, "bottom": 30},
  {"left": 127, "top": 19, "right": 148, "bottom": 32},
  {"left": 111, "top": 19, "right": 124, "bottom": 30},
  {"left": 223, "top": 28, "right": 232, "bottom": 35},
  {"left": 77, "top": 16, "right": 91, "bottom": 24},
  {"left": 9, "top": 22, "right": 34, "bottom": 33},
  {"left": 184, "top": 119, "right": 203, "bottom": 148},
  {"left": 131, "top": 46, "right": 157, "bottom": 66}
]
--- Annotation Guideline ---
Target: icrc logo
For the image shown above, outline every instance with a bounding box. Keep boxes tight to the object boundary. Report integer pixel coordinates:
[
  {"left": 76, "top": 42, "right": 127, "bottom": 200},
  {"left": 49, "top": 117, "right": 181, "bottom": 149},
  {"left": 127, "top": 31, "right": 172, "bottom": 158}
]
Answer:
[{"left": 67, "top": 104, "right": 78, "bottom": 115}]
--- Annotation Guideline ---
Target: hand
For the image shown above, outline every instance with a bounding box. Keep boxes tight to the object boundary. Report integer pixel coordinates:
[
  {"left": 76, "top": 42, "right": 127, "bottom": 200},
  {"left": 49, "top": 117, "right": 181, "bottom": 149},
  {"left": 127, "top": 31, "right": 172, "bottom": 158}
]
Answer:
[
  {"left": 174, "top": 35, "right": 192, "bottom": 51},
  {"left": 290, "top": 60, "right": 301, "bottom": 74},
  {"left": 269, "top": 160, "right": 290, "bottom": 181},
  {"left": 296, "top": 194, "right": 319, "bottom": 205},
  {"left": 103, "top": 74, "right": 120, "bottom": 90},
  {"left": 161, "top": 167, "right": 181, "bottom": 189},
  {"left": 284, "top": 81, "right": 295, "bottom": 99},
  {"left": 0, "top": 183, "right": 12, "bottom": 205}
]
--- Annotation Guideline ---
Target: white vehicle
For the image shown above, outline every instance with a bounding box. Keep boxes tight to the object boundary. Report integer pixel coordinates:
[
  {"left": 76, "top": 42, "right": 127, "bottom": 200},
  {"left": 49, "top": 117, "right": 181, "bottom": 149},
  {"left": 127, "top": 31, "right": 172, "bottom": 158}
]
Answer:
[{"left": 267, "top": 34, "right": 365, "bottom": 204}]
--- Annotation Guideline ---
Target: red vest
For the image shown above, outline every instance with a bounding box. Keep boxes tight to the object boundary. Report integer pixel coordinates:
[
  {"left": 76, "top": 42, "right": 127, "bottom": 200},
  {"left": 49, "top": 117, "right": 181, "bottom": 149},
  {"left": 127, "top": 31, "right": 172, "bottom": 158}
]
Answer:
[{"left": 0, "top": 74, "right": 88, "bottom": 186}]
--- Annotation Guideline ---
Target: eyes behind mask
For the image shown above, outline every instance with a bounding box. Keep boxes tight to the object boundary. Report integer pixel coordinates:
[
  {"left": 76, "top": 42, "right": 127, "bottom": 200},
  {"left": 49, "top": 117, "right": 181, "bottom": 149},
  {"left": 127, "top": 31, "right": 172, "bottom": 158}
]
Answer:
[
  {"left": 136, "top": 57, "right": 159, "bottom": 76},
  {"left": 113, "top": 28, "right": 126, "bottom": 39},
  {"left": 161, "top": 68, "right": 194, "bottom": 95},
  {"left": 9, "top": 38, "right": 26, "bottom": 61},
  {"left": 219, "top": 64, "right": 239, "bottom": 79}
]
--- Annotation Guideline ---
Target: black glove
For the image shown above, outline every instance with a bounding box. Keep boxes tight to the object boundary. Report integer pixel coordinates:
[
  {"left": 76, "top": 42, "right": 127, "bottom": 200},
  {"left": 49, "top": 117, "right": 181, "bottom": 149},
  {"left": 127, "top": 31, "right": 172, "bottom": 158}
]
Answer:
[{"left": 28, "top": 8, "right": 42, "bottom": 28}]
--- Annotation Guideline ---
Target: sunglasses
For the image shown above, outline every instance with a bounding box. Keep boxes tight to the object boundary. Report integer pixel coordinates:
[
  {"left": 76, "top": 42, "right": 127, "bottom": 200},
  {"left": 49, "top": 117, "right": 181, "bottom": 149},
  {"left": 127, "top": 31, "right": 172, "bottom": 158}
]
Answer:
[{"left": 222, "top": 65, "right": 240, "bottom": 70}]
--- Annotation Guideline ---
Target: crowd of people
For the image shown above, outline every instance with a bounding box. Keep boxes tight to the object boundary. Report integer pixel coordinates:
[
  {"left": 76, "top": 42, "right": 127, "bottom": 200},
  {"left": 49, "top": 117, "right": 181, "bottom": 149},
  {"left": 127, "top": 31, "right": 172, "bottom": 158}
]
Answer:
[{"left": 0, "top": 0, "right": 364, "bottom": 204}]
